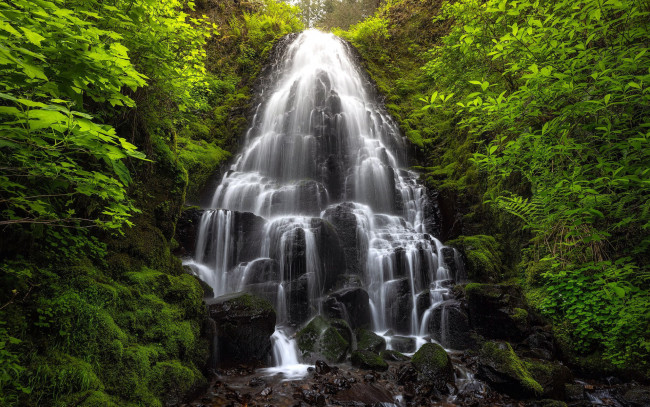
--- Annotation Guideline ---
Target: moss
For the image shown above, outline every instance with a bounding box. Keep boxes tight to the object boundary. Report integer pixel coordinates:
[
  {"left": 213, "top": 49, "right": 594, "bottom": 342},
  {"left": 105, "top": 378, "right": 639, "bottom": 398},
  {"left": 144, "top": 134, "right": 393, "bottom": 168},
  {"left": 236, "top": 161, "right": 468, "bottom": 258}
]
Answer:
[
  {"left": 78, "top": 391, "right": 121, "bottom": 407},
  {"left": 512, "top": 307, "right": 529, "bottom": 323},
  {"left": 411, "top": 343, "right": 450, "bottom": 375},
  {"left": 380, "top": 349, "right": 410, "bottom": 362},
  {"left": 480, "top": 341, "right": 543, "bottom": 396},
  {"left": 351, "top": 350, "right": 389, "bottom": 371},
  {"left": 355, "top": 329, "right": 386, "bottom": 353},
  {"left": 297, "top": 316, "right": 350, "bottom": 363},
  {"left": 177, "top": 137, "right": 230, "bottom": 202},
  {"left": 447, "top": 235, "right": 504, "bottom": 282}
]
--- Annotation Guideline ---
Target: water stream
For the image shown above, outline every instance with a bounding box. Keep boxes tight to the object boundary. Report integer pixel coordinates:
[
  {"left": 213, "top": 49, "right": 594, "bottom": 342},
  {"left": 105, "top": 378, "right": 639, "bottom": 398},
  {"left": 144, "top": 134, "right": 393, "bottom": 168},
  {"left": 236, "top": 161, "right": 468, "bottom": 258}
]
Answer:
[{"left": 185, "top": 29, "right": 464, "bottom": 377}]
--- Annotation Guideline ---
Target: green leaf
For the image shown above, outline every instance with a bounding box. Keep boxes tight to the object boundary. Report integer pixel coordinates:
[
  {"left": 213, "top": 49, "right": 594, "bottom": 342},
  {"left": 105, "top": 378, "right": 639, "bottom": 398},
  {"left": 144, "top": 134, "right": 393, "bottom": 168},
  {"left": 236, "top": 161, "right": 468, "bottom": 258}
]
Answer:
[{"left": 19, "top": 27, "right": 46, "bottom": 47}]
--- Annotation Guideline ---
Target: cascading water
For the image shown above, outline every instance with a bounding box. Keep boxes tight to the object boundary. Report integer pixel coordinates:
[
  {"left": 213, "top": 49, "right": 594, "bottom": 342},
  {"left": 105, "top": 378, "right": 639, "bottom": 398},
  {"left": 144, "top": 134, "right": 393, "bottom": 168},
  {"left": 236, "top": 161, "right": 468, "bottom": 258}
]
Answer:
[{"left": 185, "top": 29, "right": 463, "bottom": 375}]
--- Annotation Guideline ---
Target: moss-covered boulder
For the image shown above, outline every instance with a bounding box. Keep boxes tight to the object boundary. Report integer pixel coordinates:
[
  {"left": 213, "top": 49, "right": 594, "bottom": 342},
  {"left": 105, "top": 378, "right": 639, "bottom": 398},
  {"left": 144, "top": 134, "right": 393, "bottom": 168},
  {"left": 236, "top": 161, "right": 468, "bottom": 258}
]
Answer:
[
  {"left": 296, "top": 316, "right": 350, "bottom": 363},
  {"left": 351, "top": 350, "right": 389, "bottom": 371},
  {"left": 525, "top": 358, "right": 573, "bottom": 399},
  {"left": 411, "top": 343, "right": 454, "bottom": 394},
  {"left": 207, "top": 292, "right": 276, "bottom": 367},
  {"left": 465, "top": 283, "right": 530, "bottom": 341},
  {"left": 356, "top": 329, "right": 386, "bottom": 353},
  {"left": 477, "top": 341, "right": 543, "bottom": 399}
]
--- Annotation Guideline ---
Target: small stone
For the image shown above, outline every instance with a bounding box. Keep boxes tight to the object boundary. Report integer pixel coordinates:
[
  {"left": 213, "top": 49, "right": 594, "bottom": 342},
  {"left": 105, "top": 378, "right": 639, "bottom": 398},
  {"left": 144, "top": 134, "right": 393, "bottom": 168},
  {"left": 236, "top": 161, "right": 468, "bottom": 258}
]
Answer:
[
  {"left": 315, "top": 360, "right": 332, "bottom": 374},
  {"left": 260, "top": 387, "right": 273, "bottom": 397},
  {"left": 364, "top": 374, "right": 375, "bottom": 382}
]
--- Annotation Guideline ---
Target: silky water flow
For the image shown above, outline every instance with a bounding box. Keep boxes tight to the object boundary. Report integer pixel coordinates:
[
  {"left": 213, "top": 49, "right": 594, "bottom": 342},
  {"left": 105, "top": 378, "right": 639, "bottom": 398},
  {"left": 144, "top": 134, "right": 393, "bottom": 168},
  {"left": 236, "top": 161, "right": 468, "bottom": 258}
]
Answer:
[{"left": 184, "top": 30, "right": 465, "bottom": 379}]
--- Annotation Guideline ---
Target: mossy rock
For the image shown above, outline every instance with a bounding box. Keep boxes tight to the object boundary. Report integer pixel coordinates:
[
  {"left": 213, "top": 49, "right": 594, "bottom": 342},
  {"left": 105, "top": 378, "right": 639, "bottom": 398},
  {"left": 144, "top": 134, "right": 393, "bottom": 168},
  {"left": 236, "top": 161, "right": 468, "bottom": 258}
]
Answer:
[
  {"left": 465, "top": 283, "right": 530, "bottom": 341},
  {"left": 447, "top": 235, "right": 503, "bottom": 282},
  {"left": 351, "top": 350, "right": 389, "bottom": 371},
  {"left": 477, "top": 341, "right": 543, "bottom": 398},
  {"left": 525, "top": 358, "right": 573, "bottom": 399},
  {"left": 355, "top": 329, "right": 386, "bottom": 353},
  {"left": 296, "top": 316, "right": 350, "bottom": 363},
  {"left": 411, "top": 343, "right": 454, "bottom": 392},
  {"left": 381, "top": 349, "right": 410, "bottom": 362}
]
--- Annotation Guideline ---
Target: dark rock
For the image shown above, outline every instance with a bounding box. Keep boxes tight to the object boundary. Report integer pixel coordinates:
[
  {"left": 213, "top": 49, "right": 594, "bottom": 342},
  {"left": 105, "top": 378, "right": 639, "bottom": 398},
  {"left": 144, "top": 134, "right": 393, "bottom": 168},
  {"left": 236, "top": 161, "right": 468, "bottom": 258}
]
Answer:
[
  {"left": 301, "top": 389, "right": 325, "bottom": 406},
  {"left": 411, "top": 343, "right": 455, "bottom": 394},
  {"left": 333, "top": 383, "right": 394, "bottom": 404},
  {"left": 313, "top": 218, "right": 347, "bottom": 291},
  {"left": 526, "top": 400, "right": 567, "bottom": 407},
  {"left": 174, "top": 207, "right": 204, "bottom": 256},
  {"left": 623, "top": 386, "right": 650, "bottom": 406},
  {"left": 465, "top": 283, "right": 530, "bottom": 341},
  {"left": 323, "top": 287, "right": 371, "bottom": 330},
  {"left": 243, "top": 258, "right": 280, "bottom": 285},
  {"left": 519, "top": 328, "right": 557, "bottom": 360},
  {"left": 564, "top": 383, "right": 585, "bottom": 401},
  {"left": 315, "top": 360, "right": 332, "bottom": 374},
  {"left": 287, "top": 274, "right": 311, "bottom": 325},
  {"left": 526, "top": 359, "right": 573, "bottom": 399},
  {"left": 381, "top": 349, "right": 410, "bottom": 362},
  {"left": 476, "top": 341, "right": 543, "bottom": 399},
  {"left": 355, "top": 329, "right": 386, "bottom": 353},
  {"left": 428, "top": 300, "right": 474, "bottom": 350},
  {"left": 416, "top": 290, "right": 431, "bottom": 319},
  {"left": 232, "top": 211, "right": 268, "bottom": 263},
  {"left": 385, "top": 277, "right": 412, "bottom": 334},
  {"left": 207, "top": 292, "right": 276, "bottom": 367},
  {"left": 248, "top": 377, "right": 266, "bottom": 387},
  {"left": 322, "top": 202, "right": 364, "bottom": 275},
  {"left": 351, "top": 350, "right": 388, "bottom": 371},
  {"left": 390, "top": 336, "right": 416, "bottom": 353},
  {"left": 296, "top": 316, "right": 350, "bottom": 363}
]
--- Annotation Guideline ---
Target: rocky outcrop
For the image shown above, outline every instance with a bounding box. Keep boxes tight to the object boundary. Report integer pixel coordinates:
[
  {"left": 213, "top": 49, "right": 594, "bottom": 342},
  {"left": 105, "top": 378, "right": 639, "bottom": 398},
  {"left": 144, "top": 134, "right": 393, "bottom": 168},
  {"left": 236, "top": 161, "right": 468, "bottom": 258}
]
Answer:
[
  {"left": 206, "top": 292, "right": 276, "bottom": 367},
  {"left": 296, "top": 316, "right": 350, "bottom": 363},
  {"left": 323, "top": 287, "right": 371, "bottom": 330}
]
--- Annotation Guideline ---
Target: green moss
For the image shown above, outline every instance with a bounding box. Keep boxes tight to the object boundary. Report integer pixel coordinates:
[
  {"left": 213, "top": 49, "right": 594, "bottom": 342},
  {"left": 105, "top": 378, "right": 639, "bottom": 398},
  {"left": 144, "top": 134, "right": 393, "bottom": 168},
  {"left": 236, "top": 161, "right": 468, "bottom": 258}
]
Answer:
[
  {"left": 512, "top": 308, "right": 529, "bottom": 323},
  {"left": 447, "top": 235, "right": 504, "bottom": 282},
  {"left": 297, "top": 316, "right": 350, "bottom": 363},
  {"left": 177, "top": 137, "right": 230, "bottom": 202},
  {"left": 380, "top": 349, "right": 410, "bottom": 362},
  {"left": 411, "top": 343, "right": 450, "bottom": 375},
  {"left": 355, "top": 329, "right": 386, "bottom": 353},
  {"left": 351, "top": 350, "right": 389, "bottom": 371},
  {"left": 480, "top": 342, "right": 543, "bottom": 396}
]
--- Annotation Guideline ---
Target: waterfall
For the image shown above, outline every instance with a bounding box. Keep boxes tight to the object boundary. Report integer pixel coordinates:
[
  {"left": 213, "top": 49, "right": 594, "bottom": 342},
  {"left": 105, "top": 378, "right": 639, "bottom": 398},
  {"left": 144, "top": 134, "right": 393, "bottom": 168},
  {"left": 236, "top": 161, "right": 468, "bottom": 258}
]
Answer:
[{"left": 185, "top": 29, "right": 459, "bottom": 375}]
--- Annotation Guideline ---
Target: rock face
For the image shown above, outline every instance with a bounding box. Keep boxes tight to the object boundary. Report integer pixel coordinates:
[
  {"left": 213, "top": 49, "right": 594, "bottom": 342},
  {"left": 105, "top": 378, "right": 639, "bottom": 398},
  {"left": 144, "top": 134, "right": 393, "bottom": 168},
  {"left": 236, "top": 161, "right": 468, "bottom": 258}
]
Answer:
[
  {"left": 476, "top": 341, "right": 543, "bottom": 399},
  {"left": 322, "top": 203, "right": 363, "bottom": 274},
  {"left": 174, "top": 207, "right": 204, "bottom": 256},
  {"left": 207, "top": 292, "right": 276, "bottom": 367},
  {"left": 465, "top": 283, "right": 530, "bottom": 341},
  {"left": 323, "top": 287, "right": 371, "bottom": 330},
  {"left": 410, "top": 343, "right": 455, "bottom": 395},
  {"left": 428, "top": 300, "right": 474, "bottom": 350}
]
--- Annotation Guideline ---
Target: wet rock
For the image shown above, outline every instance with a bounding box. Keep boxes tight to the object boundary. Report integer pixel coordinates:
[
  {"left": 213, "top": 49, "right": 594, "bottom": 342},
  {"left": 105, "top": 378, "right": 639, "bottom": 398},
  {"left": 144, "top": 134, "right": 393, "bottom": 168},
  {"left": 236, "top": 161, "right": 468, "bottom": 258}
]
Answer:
[
  {"left": 381, "top": 350, "right": 410, "bottom": 362},
  {"left": 300, "top": 389, "right": 325, "bottom": 406},
  {"left": 526, "top": 359, "right": 573, "bottom": 399},
  {"left": 296, "top": 316, "right": 350, "bottom": 363},
  {"left": 476, "top": 341, "right": 543, "bottom": 399},
  {"left": 259, "top": 387, "right": 273, "bottom": 397},
  {"left": 323, "top": 287, "right": 371, "bottom": 329},
  {"left": 315, "top": 360, "right": 332, "bottom": 374},
  {"left": 351, "top": 350, "right": 388, "bottom": 371},
  {"left": 564, "top": 383, "right": 585, "bottom": 401},
  {"left": 416, "top": 290, "right": 432, "bottom": 319},
  {"left": 248, "top": 377, "right": 266, "bottom": 387},
  {"left": 313, "top": 218, "right": 347, "bottom": 291},
  {"left": 519, "top": 328, "right": 557, "bottom": 360},
  {"left": 174, "top": 206, "right": 204, "bottom": 256},
  {"left": 287, "top": 274, "right": 311, "bottom": 325},
  {"left": 322, "top": 202, "right": 364, "bottom": 275},
  {"left": 355, "top": 329, "right": 386, "bottom": 353},
  {"left": 428, "top": 300, "right": 474, "bottom": 350},
  {"left": 411, "top": 343, "right": 455, "bottom": 394},
  {"left": 233, "top": 211, "right": 268, "bottom": 263},
  {"left": 243, "top": 258, "right": 280, "bottom": 285},
  {"left": 623, "top": 386, "right": 650, "bottom": 406},
  {"left": 465, "top": 283, "right": 530, "bottom": 341},
  {"left": 333, "top": 383, "right": 394, "bottom": 404},
  {"left": 207, "top": 292, "right": 276, "bottom": 367},
  {"left": 385, "top": 277, "right": 412, "bottom": 334},
  {"left": 390, "top": 336, "right": 416, "bottom": 353}
]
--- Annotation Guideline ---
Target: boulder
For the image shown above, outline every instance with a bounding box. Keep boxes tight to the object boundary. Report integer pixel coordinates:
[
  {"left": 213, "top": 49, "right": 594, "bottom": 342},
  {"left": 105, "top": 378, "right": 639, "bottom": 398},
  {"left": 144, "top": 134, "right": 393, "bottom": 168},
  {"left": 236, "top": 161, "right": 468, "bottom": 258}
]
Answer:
[
  {"left": 390, "top": 336, "right": 416, "bottom": 353},
  {"left": 428, "top": 300, "right": 474, "bottom": 350},
  {"left": 351, "top": 350, "right": 388, "bottom": 371},
  {"left": 411, "top": 343, "right": 455, "bottom": 394},
  {"left": 206, "top": 292, "right": 276, "bottom": 367},
  {"left": 323, "top": 287, "right": 371, "bottom": 329},
  {"left": 525, "top": 359, "right": 573, "bottom": 399},
  {"left": 476, "top": 341, "right": 543, "bottom": 399},
  {"left": 355, "top": 329, "right": 386, "bottom": 353},
  {"left": 465, "top": 283, "right": 530, "bottom": 341},
  {"left": 296, "top": 316, "right": 349, "bottom": 363}
]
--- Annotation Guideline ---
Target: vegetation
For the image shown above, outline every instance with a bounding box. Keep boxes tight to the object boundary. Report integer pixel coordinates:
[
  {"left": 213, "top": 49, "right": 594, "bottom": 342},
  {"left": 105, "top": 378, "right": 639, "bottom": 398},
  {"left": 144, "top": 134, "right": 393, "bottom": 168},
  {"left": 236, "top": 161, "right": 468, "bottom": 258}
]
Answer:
[
  {"left": 341, "top": 0, "right": 649, "bottom": 376},
  {"left": 0, "top": 0, "right": 302, "bottom": 405}
]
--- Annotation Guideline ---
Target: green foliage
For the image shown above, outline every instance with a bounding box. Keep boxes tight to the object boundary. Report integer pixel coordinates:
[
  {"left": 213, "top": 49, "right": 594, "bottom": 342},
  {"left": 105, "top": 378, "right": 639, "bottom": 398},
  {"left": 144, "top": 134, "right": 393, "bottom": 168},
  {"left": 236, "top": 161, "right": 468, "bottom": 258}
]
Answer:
[
  {"left": 0, "top": 0, "right": 147, "bottom": 232},
  {"left": 420, "top": 0, "right": 650, "bottom": 372}
]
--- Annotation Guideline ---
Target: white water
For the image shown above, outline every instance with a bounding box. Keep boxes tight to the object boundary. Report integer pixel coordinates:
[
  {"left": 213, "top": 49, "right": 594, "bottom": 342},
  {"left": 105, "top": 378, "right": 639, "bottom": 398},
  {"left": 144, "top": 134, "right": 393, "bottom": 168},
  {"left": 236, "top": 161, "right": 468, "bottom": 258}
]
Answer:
[{"left": 185, "top": 30, "right": 463, "bottom": 378}]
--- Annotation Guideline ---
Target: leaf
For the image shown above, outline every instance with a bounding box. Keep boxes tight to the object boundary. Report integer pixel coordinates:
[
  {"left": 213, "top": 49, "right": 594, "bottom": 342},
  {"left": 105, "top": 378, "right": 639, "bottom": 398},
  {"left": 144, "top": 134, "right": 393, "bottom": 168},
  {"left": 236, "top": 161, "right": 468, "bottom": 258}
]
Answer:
[{"left": 19, "top": 27, "right": 46, "bottom": 47}]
